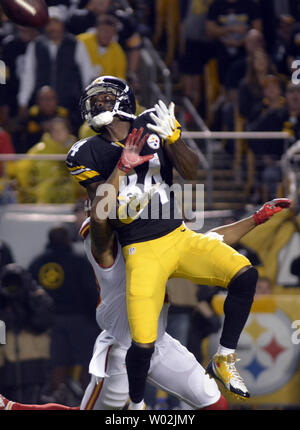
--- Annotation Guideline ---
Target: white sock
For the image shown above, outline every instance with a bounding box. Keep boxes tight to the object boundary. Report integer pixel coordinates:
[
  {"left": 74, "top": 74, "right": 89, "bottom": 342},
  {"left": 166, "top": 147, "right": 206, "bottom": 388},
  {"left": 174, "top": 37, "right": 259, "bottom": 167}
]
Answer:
[
  {"left": 129, "top": 400, "right": 145, "bottom": 410},
  {"left": 217, "top": 345, "right": 235, "bottom": 356}
]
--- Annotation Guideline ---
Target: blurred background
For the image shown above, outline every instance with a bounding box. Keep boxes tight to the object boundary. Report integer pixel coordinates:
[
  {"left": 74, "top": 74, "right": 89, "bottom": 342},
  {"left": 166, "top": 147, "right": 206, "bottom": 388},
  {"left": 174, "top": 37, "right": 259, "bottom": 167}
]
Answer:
[{"left": 0, "top": 0, "right": 300, "bottom": 410}]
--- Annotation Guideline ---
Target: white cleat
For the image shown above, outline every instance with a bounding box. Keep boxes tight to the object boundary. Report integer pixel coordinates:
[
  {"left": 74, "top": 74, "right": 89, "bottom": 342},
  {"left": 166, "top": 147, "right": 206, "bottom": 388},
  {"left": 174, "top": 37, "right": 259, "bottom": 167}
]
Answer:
[{"left": 206, "top": 353, "right": 250, "bottom": 400}]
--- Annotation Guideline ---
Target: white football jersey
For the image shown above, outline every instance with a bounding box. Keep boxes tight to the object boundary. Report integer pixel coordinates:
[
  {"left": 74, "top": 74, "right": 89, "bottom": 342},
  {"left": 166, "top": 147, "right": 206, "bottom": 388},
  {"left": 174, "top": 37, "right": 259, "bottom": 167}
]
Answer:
[{"left": 80, "top": 218, "right": 169, "bottom": 347}]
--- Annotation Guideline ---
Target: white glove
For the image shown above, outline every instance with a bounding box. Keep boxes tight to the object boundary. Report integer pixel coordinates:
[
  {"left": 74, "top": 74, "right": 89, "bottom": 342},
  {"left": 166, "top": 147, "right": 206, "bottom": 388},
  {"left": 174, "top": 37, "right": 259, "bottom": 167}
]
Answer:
[{"left": 147, "top": 100, "right": 181, "bottom": 144}]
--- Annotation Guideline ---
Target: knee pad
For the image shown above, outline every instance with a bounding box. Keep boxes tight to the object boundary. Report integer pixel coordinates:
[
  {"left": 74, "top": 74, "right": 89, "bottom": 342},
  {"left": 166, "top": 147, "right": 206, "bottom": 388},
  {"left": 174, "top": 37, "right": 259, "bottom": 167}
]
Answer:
[{"left": 228, "top": 266, "right": 258, "bottom": 299}]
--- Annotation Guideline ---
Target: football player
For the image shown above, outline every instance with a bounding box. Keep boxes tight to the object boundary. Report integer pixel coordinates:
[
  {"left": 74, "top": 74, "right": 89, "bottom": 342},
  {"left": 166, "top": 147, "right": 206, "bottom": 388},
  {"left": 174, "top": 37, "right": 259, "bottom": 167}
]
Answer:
[
  {"left": 0, "top": 130, "right": 225, "bottom": 411},
  {"left": 66, "top": 75, "right": 292, "bottom": 408},
  {"left": 0, "top": 128, "right": 291, "bottom": 410}
]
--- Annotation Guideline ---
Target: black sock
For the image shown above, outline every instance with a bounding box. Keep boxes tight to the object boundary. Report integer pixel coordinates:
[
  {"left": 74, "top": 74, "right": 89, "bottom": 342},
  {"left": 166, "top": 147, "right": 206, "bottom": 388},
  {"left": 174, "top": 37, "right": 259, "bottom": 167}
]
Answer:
[
  {"left": 125, "top": 342, "right": 154, "bottom": 403},
  {"left": 220, "top": 267, "right": 258, "bottom": 349}
]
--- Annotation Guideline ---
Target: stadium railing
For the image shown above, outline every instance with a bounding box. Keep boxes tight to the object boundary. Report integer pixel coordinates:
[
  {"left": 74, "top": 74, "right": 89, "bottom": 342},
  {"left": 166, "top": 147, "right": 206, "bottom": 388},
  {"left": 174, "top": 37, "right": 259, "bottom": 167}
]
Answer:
[{"left": 0, "top": 130, "right": 290, "bottom": 210}]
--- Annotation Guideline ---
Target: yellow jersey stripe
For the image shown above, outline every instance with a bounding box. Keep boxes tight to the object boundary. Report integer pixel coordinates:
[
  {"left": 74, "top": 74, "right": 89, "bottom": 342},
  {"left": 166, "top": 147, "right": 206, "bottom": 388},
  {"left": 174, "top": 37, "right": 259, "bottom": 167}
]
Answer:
[
  {"left": 68, "top": 165, "right": 86, "bottom": 171},
  {"left": 68, "top": 168, "right": 101, "bottom": 182}
]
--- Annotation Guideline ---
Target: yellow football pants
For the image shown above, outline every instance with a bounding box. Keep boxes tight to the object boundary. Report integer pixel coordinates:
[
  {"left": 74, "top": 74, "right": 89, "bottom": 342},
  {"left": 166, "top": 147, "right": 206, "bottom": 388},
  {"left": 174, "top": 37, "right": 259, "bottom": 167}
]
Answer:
[{"left": 123, "top": 224, "right": 251, "bottom": 344}]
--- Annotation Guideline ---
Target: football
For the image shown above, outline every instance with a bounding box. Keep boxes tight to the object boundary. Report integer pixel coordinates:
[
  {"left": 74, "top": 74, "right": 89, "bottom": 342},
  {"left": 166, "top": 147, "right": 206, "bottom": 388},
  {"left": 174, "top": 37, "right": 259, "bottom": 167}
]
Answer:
[{"left": 0, "top": 0, "right": 49, "bottom": 28}]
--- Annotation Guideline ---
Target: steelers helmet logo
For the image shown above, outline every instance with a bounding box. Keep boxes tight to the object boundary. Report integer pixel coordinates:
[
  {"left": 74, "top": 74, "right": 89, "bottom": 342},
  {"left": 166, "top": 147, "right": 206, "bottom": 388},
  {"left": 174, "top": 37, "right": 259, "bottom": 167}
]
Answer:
[
  {"left": 147, "top": 134, "right": 160, "bottom": 150},
  {"left": 39, "top": 262, "right": 64, "bottom": 290}
]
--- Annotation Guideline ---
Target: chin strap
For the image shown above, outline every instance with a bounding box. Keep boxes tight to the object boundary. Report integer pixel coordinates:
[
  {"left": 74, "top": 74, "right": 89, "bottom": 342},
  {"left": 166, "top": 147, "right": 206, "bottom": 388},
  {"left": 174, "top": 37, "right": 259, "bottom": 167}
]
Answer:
[{"left": 88, "top": 108, "right": 137, "bottom": 131}]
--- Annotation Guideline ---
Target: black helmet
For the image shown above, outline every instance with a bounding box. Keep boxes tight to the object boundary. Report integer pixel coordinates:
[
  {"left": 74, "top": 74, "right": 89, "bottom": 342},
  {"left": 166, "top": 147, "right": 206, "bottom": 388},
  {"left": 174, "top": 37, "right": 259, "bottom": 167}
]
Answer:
[{"left": 80, "top": 75, "right": 136, "bottom": 132}]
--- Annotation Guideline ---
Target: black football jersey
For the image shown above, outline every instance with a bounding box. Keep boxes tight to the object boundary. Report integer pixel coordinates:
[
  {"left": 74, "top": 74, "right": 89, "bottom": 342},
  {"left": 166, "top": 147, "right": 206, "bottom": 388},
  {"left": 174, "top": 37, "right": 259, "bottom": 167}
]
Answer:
[{"left": 66, "top": 110, "right": 182, "bottom": 246}]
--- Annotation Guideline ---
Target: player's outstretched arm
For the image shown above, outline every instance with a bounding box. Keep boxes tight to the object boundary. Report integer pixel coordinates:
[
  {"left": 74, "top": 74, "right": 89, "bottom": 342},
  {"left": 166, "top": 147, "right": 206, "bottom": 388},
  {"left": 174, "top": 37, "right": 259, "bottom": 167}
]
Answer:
[
  {"left": 208, "top": 198, "right": 292, "bottom": 246},
  {"left": 147, "top": 100, "right": 199, "bottom": 180}
]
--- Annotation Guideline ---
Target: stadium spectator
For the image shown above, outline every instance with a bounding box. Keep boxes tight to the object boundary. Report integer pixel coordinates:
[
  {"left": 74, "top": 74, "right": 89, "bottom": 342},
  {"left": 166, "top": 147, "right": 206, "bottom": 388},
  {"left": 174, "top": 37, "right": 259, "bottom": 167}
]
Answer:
[
  {"left": 0, "top": 264, "right": 54, "bottom": 403},
  {"left": 272, "top": 14, "right": 294, "bottom": 79},
  {"left": 77, "top": 14, "right": 127, "bottom": 80},
  {"left": 0, "top": 241, "right": 14, "bottom": 270},
  {"left": 225, "top": 29, "right": 265, "bottom": 105},
  {"left": 255, "top": 276, "right": 273, "bottom": 296},
  {"left": 210, "top": 31, "right": 265, "bottom": 159},
  {"left": 248, "top": 82, "right": 300, "bottom": 201},
  {"left": 0, "top": 26, "right": 39, "bottom": 120},
  {"left": 17, "top": 6, "right": 96, "bottom": 131},
  {"left": 260, "top": 74, "right": 286, "bottom": 112},
  {"left": 258, "top": 0, "right": 294, "bottom": 53},
  {"left": 67, "top": 0, "right": 142, "bottom": 82},
  {"left": 127, "top": 0, "right": 155, "bottom": 38},
  {"left": 19, "top": 86, "right": 70, "bottom": 154},
  {"left": 179, "top": 0, "right": 216, "bottom": 114},
  {"left": 286, "top": 20, "right": 300, "bottom": 67},
  {"left": 238, "top": 48, "right": 278, "bottom": 126},
  {"left": 152, "top": 0, "right": 181, "bottom": 67},
  {"left": 239, "top": 74, "right": 285, "bottom": 133},
  {"left": 212, "top": 47, "right": 276, "bottom": 157},
  {"left": 11, "top": 117, "right": 80, "bottom": 204},
  {"left": 28, "top": 225, "right": 99, "bottom": 404},
  {"left": 206, "top": 0, "right": 262, "bottom": 86},
  {"left": 249, "top": 81, "right": 300, "bottom": 152}
]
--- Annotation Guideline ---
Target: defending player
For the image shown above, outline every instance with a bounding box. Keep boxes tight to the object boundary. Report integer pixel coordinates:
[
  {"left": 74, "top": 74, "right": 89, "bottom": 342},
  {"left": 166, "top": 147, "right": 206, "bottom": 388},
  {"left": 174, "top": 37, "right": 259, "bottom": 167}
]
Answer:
[{"left": 66, "top": 75, "right": 292, "bottom": 407}]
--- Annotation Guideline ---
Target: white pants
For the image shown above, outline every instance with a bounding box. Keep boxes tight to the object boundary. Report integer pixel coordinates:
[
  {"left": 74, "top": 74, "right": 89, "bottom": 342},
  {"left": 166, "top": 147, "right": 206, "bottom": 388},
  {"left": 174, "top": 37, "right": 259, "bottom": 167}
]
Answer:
[{"left": 80, "top": 332, "right": 220, "bottom": 410}]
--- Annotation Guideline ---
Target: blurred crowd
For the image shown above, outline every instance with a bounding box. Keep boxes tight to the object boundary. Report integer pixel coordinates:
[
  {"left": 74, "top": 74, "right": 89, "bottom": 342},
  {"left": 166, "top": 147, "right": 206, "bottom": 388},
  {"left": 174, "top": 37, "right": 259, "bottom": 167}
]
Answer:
[
  {"left": 0, "top": 0, "right": 300, "bottom": 409},
  {"left": 0, "top": 0, "right": 299, "bottom": 204},
  {"left": 0, "top": 218, "right": 100, "bottom": 406}
]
